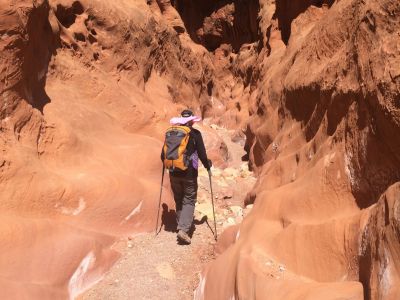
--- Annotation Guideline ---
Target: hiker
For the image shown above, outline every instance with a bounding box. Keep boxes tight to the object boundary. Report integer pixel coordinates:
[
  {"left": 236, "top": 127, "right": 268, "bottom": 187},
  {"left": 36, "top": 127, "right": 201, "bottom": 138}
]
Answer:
[{"left": 161, "top": 109, "right": 212, "bottom": 244}]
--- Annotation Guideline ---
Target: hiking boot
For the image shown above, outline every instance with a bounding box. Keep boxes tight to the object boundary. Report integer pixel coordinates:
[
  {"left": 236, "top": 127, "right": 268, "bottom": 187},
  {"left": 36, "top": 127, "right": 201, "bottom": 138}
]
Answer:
[{"left": 177, "top": 230, "right": 191, "bottom": 244}]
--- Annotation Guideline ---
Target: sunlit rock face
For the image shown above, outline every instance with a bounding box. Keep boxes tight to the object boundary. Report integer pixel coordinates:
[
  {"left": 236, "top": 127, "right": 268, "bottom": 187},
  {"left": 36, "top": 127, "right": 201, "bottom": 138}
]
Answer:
[
  {"left": 1, "top": 0, "right": 399, "bottom": 299},
  {"left": 195, "top": 0, "right": 400, "bottom": 299},
  {"left": 0, "top": 0, "right": 215, "bottom": 298}
]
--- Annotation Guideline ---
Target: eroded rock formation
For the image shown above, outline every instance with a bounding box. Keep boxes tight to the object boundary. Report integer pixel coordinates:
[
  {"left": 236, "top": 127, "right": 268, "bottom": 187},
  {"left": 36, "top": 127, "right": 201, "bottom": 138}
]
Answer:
[
  {"left": 0, "top": 0, "right": 215, "bottom": 297},
  {"left": 196, "top": 0, "right": 400, "bottom": 299},
  {"left": 1, "top": 0, "right": 399, "bottom": 299}
]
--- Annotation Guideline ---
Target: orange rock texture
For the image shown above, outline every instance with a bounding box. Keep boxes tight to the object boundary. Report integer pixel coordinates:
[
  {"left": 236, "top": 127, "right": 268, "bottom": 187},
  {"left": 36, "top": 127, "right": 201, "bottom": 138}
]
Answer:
[
  {"left": 0, "top": 0, "right": 214, "bottom": 297},
  {"left": 195, "top": 1, "right": 400, "bottom": 300},
  {"left": 1, "top": 0, "right": 399, "bottom": 299}
]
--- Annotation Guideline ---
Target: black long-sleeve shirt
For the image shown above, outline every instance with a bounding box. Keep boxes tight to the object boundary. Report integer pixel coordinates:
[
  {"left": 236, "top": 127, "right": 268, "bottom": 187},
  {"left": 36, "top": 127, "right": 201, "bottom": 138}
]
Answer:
[{"left": 161, "top": 127, "right": 210, "bottom": 178}]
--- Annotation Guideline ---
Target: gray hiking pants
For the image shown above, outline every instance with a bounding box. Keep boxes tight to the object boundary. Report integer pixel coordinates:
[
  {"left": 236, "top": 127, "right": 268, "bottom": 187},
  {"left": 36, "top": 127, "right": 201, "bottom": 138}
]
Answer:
[{"left": 169, "top": 176, "right": 198, "bottom": 233}]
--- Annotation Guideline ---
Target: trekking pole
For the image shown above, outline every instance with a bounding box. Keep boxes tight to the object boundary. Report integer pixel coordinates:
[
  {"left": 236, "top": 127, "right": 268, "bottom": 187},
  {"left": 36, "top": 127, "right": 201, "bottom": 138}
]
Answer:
[
  {"left": 208, "top": 170, "right": 218, "bottom": 241},
  {"left": 155, "top": 165, "right": 165, "bottom": 236}
]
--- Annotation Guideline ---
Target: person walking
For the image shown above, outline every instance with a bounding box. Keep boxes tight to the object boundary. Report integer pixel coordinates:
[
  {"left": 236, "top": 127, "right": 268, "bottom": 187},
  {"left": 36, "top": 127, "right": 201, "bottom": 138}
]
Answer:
[{"left": 161, "top": 109, "right": 212, "bottom": 244}]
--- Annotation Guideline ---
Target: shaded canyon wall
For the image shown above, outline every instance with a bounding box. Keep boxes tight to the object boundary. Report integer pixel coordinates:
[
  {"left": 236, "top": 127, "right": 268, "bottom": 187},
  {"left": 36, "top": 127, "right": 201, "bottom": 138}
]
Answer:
[{"left": 192, "top": 0, "right": 400, "bottom": 299}]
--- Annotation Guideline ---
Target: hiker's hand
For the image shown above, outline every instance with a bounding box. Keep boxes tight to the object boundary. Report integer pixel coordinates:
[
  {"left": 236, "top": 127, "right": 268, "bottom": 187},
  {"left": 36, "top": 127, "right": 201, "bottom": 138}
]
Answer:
[
  {"left": 207, "top": 169, "right": 212, "bottom": 177},
  {"left": 207, "top": 159, "right": 213, "bottom": 168}
]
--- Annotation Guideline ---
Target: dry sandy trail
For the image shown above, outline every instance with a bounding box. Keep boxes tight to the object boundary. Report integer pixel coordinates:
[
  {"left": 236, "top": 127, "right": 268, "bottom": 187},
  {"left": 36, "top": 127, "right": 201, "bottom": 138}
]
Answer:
[{"left": 80, "top": 220, "right": 216, "bottom": 300}]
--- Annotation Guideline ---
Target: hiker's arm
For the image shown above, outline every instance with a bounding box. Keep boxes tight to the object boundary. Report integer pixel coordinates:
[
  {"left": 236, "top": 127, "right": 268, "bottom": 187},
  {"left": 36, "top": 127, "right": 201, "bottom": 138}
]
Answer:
[
  {"left": 195, "top": 132, "right": 211, "bottom": 170},
  {"left": 160, "top": 146, "right": 164, "bottom": 162}
]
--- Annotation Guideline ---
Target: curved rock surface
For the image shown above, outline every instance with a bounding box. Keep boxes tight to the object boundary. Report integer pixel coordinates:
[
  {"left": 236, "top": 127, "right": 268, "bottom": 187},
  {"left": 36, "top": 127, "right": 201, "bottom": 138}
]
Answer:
[
  {"left": 0, "top": 0, "right": 215, "bottom": 298},
  {"left": 198, "top": 0, "right": 400, "bottom": 300},
  {"left": 1, "top": 0, "right": 399, "bottom": 299}
]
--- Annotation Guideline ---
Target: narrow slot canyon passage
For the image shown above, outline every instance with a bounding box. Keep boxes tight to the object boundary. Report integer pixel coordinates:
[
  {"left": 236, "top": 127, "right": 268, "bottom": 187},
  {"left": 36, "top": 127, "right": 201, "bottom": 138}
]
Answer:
[{"left": 1, "top": 0, "right": 399, "bottom": 299}]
